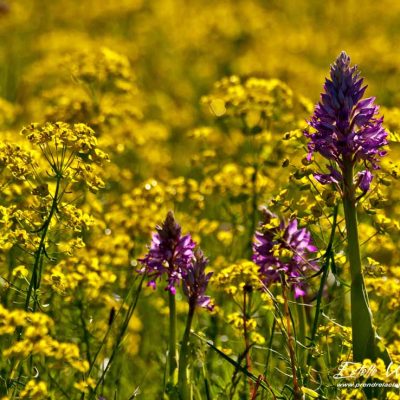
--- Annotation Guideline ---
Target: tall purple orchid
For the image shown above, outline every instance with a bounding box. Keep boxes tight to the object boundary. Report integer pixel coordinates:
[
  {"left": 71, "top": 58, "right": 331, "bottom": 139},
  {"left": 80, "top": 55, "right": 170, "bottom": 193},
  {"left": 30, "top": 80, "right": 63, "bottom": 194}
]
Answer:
[
  {"left": 139, "top": 211, "right": 213, "bottom": 393},
  {"left": 305, "top": 52, "right": 390, "bottom": 364},
  {"left": 139, "top": 211, "right": 195, "bottom": 382}
]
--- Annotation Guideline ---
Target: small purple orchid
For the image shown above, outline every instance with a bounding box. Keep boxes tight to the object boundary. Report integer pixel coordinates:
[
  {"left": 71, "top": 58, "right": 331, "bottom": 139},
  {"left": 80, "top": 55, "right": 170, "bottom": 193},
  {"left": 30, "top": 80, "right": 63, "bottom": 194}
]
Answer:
[
  {"left": 139, "top": 211, "right": 195, "bottom": 294},
  {"left": 305, "top": 51, "right": 388, "bottom": 192},
  {"left": 182, "top": 249, "right": 213, "bottom": 311},
  {"left": 252, "top": 209, "right": 318, "bottom": 298}
]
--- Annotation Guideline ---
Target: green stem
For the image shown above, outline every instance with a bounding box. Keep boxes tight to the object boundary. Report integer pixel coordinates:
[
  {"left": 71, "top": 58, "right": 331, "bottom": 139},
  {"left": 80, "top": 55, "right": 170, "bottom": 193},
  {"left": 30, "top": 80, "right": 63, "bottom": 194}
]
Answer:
[
  {"left": 10, "top": 173, "right": 62, "bottom": 386},
  {"left": 169, "top": 291, "right": 178, "bottom": 382},
  {"left": 178, "top": 302, "right": 195, "bottom": 400},
  {"left": 25, "top": 174, "right": 61, "bottom": 312},
  {"left": 242, "top": 289, "right": 253, "bottom": 396},
  {"left": 263, "top": 316, "right": 275, "bottom": 378},
  {"left": 88, "top": 275, "right": 139, "bottom": 375},
  {"left": 296, "top": 300, "right": 306, "bottom": 367},
  {"left": 248, "top": 163, "right": 258, "bottom": 257},
  {"left": 304, "top": 205, "right": 338, "bottom": 385},
  {"left": 192, "top": 331, "right": 276, "bottom": 396},
  {"left": 78, "top": 299, "right": 92, "bottom": 365},
  {"left": 89, "top": 275, "right": 144, "bottom": 399},
  {"left": 342, "top": 159, "right": 389, "bottom": 363},
  {"left": 281, "top": 276, "right": 302, "bottom": 400}
]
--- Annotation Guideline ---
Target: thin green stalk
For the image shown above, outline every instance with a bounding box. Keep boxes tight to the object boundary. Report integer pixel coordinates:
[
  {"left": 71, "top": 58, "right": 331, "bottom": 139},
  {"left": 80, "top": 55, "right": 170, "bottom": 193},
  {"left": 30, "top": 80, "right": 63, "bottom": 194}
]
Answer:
[
  {"left": 246, "top": 126, "right": 262, "bottom": 258},
  {"left": 169, "top": 291, "right": 178, "bottom": 383},
  {"left": 342, "top": 159, "right": 390, "bottom": 363},
  {"left": 203, "top": 366, "right": 212, "bottom": 400},
  {"left": 78, "top": 299, "right": 92, "bottom": 365},
  {"left": 296, "top": 301, "right": 306, "bottom": 367},
  {"left": 248, "top": 163, "right": 258, "bottom": 257},
  {"left": 178, "top": 302, "right": 195, "bottom": 400},
  {"left": 25, "top": 174, "right": 61, "bottom": 312},
  {"left": 87, "top": 275, "right": 139, "bottom": 375},
  {"left": 9, "top": 175, "right": 62, "bottom": 388},
  {"left": 281, "top": 276, "right": 302, "bottom": 400},
  {"left": 90, "top": 275, "right": 144, "bottom": 399},
  {"left": 192, "top": 332, "right": 278, "bottom": 397},
  {"left": 304, "top": 205, "right": 338, "bottom": 387},
  {"left": 310, "top": 205, "right": 338, "bottom": 340},
  {"left": 263, "top": 316, "right": 276, "bottom": 380},
  {"left": 242, "top": 289, "right": 253, "bottom": 396}
]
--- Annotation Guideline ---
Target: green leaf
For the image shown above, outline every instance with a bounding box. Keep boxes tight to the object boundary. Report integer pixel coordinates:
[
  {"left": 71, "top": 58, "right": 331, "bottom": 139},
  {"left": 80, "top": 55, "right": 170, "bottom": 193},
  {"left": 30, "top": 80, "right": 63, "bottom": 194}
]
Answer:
[{"left": 191, "top": 332, "right": 281, "bottom": 397}]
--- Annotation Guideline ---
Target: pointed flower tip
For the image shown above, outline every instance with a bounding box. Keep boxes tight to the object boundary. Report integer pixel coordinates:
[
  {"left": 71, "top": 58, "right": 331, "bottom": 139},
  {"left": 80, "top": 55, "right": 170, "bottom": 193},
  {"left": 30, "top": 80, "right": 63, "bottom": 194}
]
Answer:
[
  {"left": 164, "top": 210, "right": 177, "bottom": 230},
  {"left": 160, "top": 210, "right": 181, "bottom": 239},
  {"left": 331, "top": 51, "right": 354, "bottom": 78},
  {"left": 166, "top": 209, "right": 175, "bottom": 220},
  {"left": 338, "top": 50, "right": 350, "bottom": 63}
]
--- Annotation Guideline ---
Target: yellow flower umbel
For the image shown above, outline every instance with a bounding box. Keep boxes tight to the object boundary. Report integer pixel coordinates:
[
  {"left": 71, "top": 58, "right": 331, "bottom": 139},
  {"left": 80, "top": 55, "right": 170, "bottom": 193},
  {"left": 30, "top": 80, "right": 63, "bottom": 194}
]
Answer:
[
  {"left": 213, "top": 260, "right": 262, "bottom": 296},
  {"left": 19, "top": 380, "right": 48, "bottom": 400},
  {"left": 201, "top": 76, "right": 296, "bottom": 130},
  {"left": 21, "top": 122, "right": 108, "bottom": 192},
  {"left": 0, "top": 304, "right": 88, "bottom": 399},
  {"left": 213, "top": 259, "right": 267, "bottom": 391}
]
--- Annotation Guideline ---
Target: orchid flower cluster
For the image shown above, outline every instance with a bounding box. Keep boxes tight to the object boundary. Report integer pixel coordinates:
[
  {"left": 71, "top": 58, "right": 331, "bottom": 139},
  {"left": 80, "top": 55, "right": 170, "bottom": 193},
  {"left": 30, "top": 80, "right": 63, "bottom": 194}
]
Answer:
[
  {"left": 139, "top": 211, "right": 213, "bottom": 310},
  {"left": 140, "top": 209, "right": 320, "bottom": 376},
  {"left": 252, "top": 208, "right": 318, "bottom": 298},
  {"left": 305, "top": 51, "right": 388, "bottom": 193}
]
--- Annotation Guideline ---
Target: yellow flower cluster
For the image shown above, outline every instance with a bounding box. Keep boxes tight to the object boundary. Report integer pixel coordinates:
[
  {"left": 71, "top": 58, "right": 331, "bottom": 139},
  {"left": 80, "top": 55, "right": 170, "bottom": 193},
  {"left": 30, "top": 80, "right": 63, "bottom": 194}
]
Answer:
[
  {"left": 0, "top": 207, "right": 40, "bottom": 252},
  {"left": 318, "top": 320, "right": 352, "bottom": 348},
  {"left": 19, "top": 380, "right": 48, "bottom": 400},
  {"left": 0, "top": 305, "right": 88, "bottom": 372},
  {"left": 59, "top": 203, "right": 95, "bottom": 232},
  {"left": 227, "top": 312, "right": 257, "bottom": 331},
  {"left": 21, "top": 122, "right": 108, "bottom": 189},
  {"left": 212, "top": 260, "right": 263, "bottom": 295},
  {"left": 69, "top": 47, "right": 133, "bottom": 91},
  {"left": 23, "top": 122, "right": 96, "bottom": 150},
  {"left": 201, "top": 163, "right": 272, "bottom": 198},
  {"left": 366, "top": 269, "right": 400, "bottom": 310},
  {"left": 0, "top": 142, "right": 34, "bottom": 181},
  {"left": 46, "top": 254, "right": 116, "bottom": 301},
  {"left": 226, "top": 312, "right": 265, "bottom": 345},
  {"left": 202, "top": 76, "right": 296, "bottom": 128},
  {"left": 73, "top": 378, "right": 96, "bottom": 394}
]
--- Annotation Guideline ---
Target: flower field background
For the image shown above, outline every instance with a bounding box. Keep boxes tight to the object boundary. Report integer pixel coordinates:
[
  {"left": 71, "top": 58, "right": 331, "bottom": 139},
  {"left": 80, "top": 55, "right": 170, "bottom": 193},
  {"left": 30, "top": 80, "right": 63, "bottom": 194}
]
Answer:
[{"left": 1, "top": 1, "right": 400, "bottom": 399}]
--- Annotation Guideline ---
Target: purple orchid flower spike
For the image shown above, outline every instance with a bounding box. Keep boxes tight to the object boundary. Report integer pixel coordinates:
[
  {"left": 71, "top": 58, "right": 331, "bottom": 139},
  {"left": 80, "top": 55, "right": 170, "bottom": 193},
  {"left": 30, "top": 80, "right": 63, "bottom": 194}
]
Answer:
[
  {"left": 138, "top": 211, "right": 196, "bottom": 294},
  {"left": 182, "top": 249, "right": 214, "bottom": 311},
  {"left": 305, "top": 51, "right": 388, "bottom": 192},
  {"left": 252, "top": 208, "right": 318, "bottom": 298},
  {"left": 305, "top": 52, "right": 391, "bottom": 364}
]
